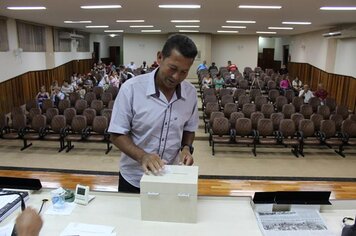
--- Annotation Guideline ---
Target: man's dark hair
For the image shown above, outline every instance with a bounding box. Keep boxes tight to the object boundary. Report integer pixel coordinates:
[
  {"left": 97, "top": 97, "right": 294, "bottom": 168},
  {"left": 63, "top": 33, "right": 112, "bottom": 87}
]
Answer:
[{"left": 161, "top": 34, "right": 198, "bottom": 59}]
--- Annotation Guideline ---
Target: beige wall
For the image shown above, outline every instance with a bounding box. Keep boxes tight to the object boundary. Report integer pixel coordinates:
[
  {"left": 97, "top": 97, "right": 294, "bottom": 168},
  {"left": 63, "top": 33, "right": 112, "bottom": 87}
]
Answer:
[
  {"left": 334, "top": 38, "right": 356, "bottom": 78},
  {"left": 259, "top": 37, "right": 275, "bottom": 53}
]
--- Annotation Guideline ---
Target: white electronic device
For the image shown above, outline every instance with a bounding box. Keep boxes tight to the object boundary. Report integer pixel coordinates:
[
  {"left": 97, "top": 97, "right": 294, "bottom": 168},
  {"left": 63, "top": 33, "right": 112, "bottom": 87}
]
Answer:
[{"left": 74, "top": 184, "right": 90, "bottom": 205}]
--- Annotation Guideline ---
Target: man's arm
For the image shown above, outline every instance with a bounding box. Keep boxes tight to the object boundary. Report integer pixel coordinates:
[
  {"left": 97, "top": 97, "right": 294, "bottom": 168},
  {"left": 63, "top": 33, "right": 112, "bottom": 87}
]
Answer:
[
  {"left": 110, "top": 133, "right": 164, "bottom": 174},
  {"left": 179, "top": 131, "right": 195, "bottom": 165}
]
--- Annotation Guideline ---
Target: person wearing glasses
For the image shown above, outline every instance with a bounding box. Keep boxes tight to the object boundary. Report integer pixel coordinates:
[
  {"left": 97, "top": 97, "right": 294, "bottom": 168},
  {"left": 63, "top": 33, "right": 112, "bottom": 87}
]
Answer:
[{"left": 108, "top": 34, "right": 199, "bottom": 193}]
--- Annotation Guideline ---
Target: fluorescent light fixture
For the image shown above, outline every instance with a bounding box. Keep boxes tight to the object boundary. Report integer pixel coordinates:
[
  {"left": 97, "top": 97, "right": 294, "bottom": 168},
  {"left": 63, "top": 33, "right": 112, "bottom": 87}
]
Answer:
[
  {"left": 116, "top": 20, "right": 145, "bottom": 23},
  {"left": 320, "top": 6, "right": 356, "bottom": 10},
  {"left": 109, "top": 34, "right": 118, "bottom": 37},
  {"left": 85, "top": 25, "right": 109, "bottom": 28},
  {"left": 239, "top": 5, "right": 282, "bottom": 9},
  {"left": 226, "top": 20, "right": 256, "bottom": 24},
  {"left": 159, "top": 5, "right": 201, "bottom": 9},
  {"left": 222, "top": 26, "right": 246, "bottom": 29},
  {"left": 217, "top": 30, "right": 238, "bottom": 33},
  {"left": 130, "top": 25, "right": 154, "bottom": 28},
  {"left": 64, "top": 20, "right": 92, "bottom": 24},
  {"left": 104, "top": 30, "right": 124, "bottom": 33},
  {"left": 81, "top": 5, "right": 122, "bottom": 9},
  {"left": 175, "top": 25, "right": 200, "bottom": 28},
  {"left": 171, "top": 20, "right": 200, "bottom": 23},
  {"left": 268, "top": 27, "right": 293, "bottom": 30},
  {"left": 256, "top": 31, "right": 277, "bottom": 34},
  {"left": 7, "top": 6, "right": 46, "bottom": 10},
  {"left": 282, "top": 21, "right": 312, "bottom": 25},
  {"left": 179, "top": 30, "right": 199, "bottom": 33},
  {"left": 141, "top": 30, "right": 162, "bottom": 33}
]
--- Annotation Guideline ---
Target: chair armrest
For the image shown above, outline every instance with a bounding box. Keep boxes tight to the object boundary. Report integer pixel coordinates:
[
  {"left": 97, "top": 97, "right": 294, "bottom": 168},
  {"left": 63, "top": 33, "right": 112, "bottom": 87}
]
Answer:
[
  {"left": 296, "top": 131, "right": 304, "bottom": 142},
  {"left": 336, "top": 132, "right": 349, "bottom": 143},
  {"left": 316, "top": 131, "right": 326, "bottom": 142},
  {"left": 60, "top": 127, "right": 69, "bottom": 137}
]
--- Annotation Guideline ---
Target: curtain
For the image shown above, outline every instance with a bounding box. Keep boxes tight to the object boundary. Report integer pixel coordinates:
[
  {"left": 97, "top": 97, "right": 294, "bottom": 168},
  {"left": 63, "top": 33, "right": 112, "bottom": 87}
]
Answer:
[
  {"left": 17, "top": 20, "right": 46, "bottom": 52},
  {"left": 53, "top": 27, "right": 71, "bottom": 52},
  {"left": 0, "top": 18, "right": 9, "bottom": 51},
  {"left": 77, "top": 31, "right": 90, "bottom": 52}
]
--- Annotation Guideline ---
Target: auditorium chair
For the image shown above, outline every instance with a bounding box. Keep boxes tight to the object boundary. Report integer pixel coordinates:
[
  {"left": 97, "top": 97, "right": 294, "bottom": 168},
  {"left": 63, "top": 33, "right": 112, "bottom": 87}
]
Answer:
[
  {"left": 203, "top": 95, "right": 218, "bottom": 110},
  {"left": 282, "top": 104, "right": 296, "bottom": 119},
  {"left": 250, "top": 112, "right": 264, "bottom": 130},
  {"left": 278, "top": 119, "right": 300, "bottom": 157},
  {"left": 291, "top": 113, "right": 304, "bottom": 128},
  {"left": 261, "top": 104, "right": 275, "bottom": 118},
  {"left": 83, "top": 108, "right": 96, "bottom": 127},
  {"left": 318, "top": 120, "right": 344, "bottom": 157},
  {"left": 335, "top": 105, "right": 349, "bottom": 120},
  {"left": 21, "top": 114, "right": 47, "bottom": 151},
  {"left": 26, "top": 99, "right": 38, "bottom": 112},
  {"left": 292, "top": 97, "right": 304, "bottom": 112},
  {"left": 233, "top": 118, "right": 256, "bottom": 156},
  {"left": 268, "top": 89, "right": 279, "bottom": 103},
  {"left": 218, "top": 88, "right": 231, "bottom": 99},
  {"left": 90, "top": 99, "right": 104, "bottom": 115},
  {"left": 284, "top": 90, "right": 295, "bottom": 103},
  {"left": 238, "top": 79, "right": 249, "bottom": 90},
  {"left": 271, "top": 112, "right": 284, "bottom": 131},
  {"left": 310, "top": 113, "right": 324, "bottom": 131},
  {"left": 223, "top": 103, "right": 238, "bottom": 119},
  {"left": 41, "top": 99, "right": 54, "bottom": 113},
  {"left": 233, "top": 88, "right": 246, "bottom": 102},
  {"left": 100, "top": 92, "right": 113, "bottom": 107},
  {"left": 101, "top": 109, "right": 112, "bottom": 124},
  {"left": 275, "top": 96, "right": 288, "bottom": 112},
  {"left": 209, "top": 117, "right": 232, "bottom": 155},
  {"left": 65, "top": 115, "right": 87, "bottom": 152},
  {"left": 325, "top": 97, "right": 337, "bottom": 112},
  {"left": 45, "top": 107, "right": 59, "bottom": 125},
  {"left": 0, "top": 113, "right": 8, "bottom": 138},
  {"left": 330, "top": 114, "right": 343, "bottom": 131},
  {"left": 203, "top": 102, "right": 220, "bottom": 132},
  {"left": 317, "top": 105, "right": 331, "bottom": 119},
  {"left": 220, "top": 95, "right": 234, "bottom": 109},
  {"left": 242, "top": 103, "right": 256, "bottom": 118},
  {"left": 2, "top": 114, "right": 27, "bottom": 140},
  {"left": 249, "top": 89, "right": 261, "bottom": 102},
  {"left": 228, "top": 112, "right": 245, "bottom": 129},
  {"left": 308, "top": 97, "right": 321, "bottom": 113},
  {"left": 339, "top": 119, "right": 356, "bottom": 156},
  {"left": 27, "top": 108, "right": 42, "bottom": 124},
  {"left": 255, "top": 96, "right": 268, "bottom": 111},
  {"left": 68, "top": 92, "right": 80, "bottom": 106},
  {"left": 237, "top": 95, "right": 251, "bottom": 110},
  {"left": 74, "top": 99, "right": 88, "bottom": 115},
  {"left": 42, "top": 115, "right": 68, "bottom": 152},
  {"left": 83, "top": 116, "right": 112, "bottom": 154},
  {"left": 11, "top": 107, "right": 25, "bottom": 120},
  {"left": 58, "top": 99, "right": 71, "bottom": 115},
  {"left": 267, "top": 80, "right": 277, "bottom": 90},
  {"left": 349, "top": 114, "right": 356, "bottom": 121},
  {"left": 255, "top": 118, "right": 279, "bottom": 156},
  {"left": 300, "top": 104, "right": 313, "bottom": 119},
  {"left": 207, "top": 111, "right": 225, "bottom": 134},
  {"left": 106, "top": 86, "right": 119, "bottom": 100},
  {"left": 84, "top": 92, "right": 96, "bottom": 105},
  {"left": 63, "top": 107, "right": 77, "bottom": 126},
  {"left": 108, "top": 100, "right": 115, "bottom": 109},
  {"left": 297, "top": 119, "right": 321, "bottom": 157},
  {"left": 93, "top": 86, "right": 104, "bottom": 99}
]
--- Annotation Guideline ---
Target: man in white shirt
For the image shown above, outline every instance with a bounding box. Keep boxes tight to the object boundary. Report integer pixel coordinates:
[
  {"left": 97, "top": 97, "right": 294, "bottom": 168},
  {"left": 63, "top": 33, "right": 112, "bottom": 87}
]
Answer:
[
  {"left": 109, "top": 34, "right": 199, "bottom": 193},
  {"left": 299, "top": 84, "right": 314, "bottom": 103},
  {"left": 126, "top": 61, "right": 137, "bottom": 70},
  {"left": 292, "top": 77, "right": 303, "bottom": 95}
]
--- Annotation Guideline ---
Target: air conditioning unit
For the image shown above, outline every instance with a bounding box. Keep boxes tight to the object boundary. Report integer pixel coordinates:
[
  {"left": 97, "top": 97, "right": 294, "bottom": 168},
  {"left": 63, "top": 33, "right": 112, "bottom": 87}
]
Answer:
[
  {"left": 322, "top": 25, "right": 356, "bottom": 39},
  {"left": 59, "top": 32, "right": 84, "bottom": 40}
]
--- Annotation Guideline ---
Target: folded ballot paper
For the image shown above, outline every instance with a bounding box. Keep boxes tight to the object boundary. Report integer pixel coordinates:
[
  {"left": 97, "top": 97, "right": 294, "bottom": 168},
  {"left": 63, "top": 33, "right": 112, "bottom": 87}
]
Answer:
[{"left": 60, "top": 222, "right": 116, "bottom": 236}]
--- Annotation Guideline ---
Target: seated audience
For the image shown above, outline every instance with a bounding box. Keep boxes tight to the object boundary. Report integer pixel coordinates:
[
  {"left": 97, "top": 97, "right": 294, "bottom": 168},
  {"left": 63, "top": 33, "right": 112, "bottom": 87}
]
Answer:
[
  {"left": 227, "top": 60, "right": 238, "bottom": 72},
  {"left": 214, "top": 75, "right": 225, "bottom": 91},
  {"left": 279, "top": 64, "right": 288, "bottom": 75},
  {"left": 279, "top": 76, "right": 291, "bottom": 94},
  {"left": 202, "top": 73, "right": 213, "bottom": 89},
  {"left": 197, "top": 60, "right": 208, "bottom": 74},
  {"left": 61, "top": 81, "right": 74, "bottom": 97},
  {"left": 126, "top": 61, "right": 137, "bottom": 70},
  {"left": 150, "top": 61, "right": 159, "bottom": 69},
  {"left": 292, "top": 77, "right": 303, "bottom": 95},
  {"left": 52, "top": 86, "right": 65, "bottom": 107},
  {"left": 50, "top": 80, "right": 59, "bottom": 97},
  {"left": 314, "top": 83, "right": 328, "bottom": 104},
  {"left": 208, "top": 62, "right": 218, "bottom": 73},
  {"left": 141, "top": 61, "right": 149, "bottom": 73},
  {"left": 299, "top": 84, "right": 314, "bottom": 103},
  {"left": 77, "top": 83, "right": 86, "bottom": 99},
  {"left": 35, "top": 85, "right": 50, "bottom": 108}
]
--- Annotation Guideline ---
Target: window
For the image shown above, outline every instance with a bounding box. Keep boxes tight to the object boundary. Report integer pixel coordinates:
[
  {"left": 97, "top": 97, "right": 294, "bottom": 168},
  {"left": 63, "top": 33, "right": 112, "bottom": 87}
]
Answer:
[
  {"left": 77, "top": 31, "right": 90, "bottom": 52},
  {"left": 0, "top": 18, "right": 9, "bottom": 51},
  {"left": 53, "top": 28, "right": 71, "bottom": 52},
  {"left": 17, "top": 21, "right": 46, "bottom": 52}
]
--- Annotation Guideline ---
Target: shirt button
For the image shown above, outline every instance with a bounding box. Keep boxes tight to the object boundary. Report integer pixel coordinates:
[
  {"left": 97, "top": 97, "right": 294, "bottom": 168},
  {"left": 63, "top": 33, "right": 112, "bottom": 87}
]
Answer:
[
  {"left": 165, "top": 122, "right": 167, "bottom": 125},
  {"left": 162, "top": 138, "right": 164, "bottom": 141},
  {"left": 174, "top": 117, "right": 177, "bottom": 120}
]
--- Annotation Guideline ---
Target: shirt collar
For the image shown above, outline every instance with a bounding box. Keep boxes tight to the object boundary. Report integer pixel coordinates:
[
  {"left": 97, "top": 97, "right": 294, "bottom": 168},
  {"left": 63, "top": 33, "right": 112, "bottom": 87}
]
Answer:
[{"left": 146, "top": 68, "right": 186, "bottom": 100}]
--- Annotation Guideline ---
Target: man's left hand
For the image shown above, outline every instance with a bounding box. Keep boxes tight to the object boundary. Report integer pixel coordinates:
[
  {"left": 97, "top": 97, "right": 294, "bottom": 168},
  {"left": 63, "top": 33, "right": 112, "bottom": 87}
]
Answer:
[{"left": 179, "top": 147, "right": 194, "bottom": 166}]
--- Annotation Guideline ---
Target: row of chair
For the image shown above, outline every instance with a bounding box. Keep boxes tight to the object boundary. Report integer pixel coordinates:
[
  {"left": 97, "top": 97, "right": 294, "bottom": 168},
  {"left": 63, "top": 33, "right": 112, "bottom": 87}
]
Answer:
[{"left": 209, "top": 116, "right": 356, "bottom": 157}]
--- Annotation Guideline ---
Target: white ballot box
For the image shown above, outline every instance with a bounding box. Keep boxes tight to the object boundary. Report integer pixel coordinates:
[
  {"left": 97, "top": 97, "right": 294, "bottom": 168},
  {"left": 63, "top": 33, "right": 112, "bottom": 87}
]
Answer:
[{"left": 140, "top": 165, "right": 199, "bottom": 223}]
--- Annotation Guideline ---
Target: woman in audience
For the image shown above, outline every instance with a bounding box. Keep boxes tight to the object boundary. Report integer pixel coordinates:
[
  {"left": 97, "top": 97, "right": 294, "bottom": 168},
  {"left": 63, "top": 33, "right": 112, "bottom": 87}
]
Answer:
[
  {"left": 108, "top": 71, "right": 120, "bottom": 88},
  {"left": 61, "top": 81, "right": 74, "bottom": 98},
  {"left": 214, "top": 74, "right": 225, "bottom": 92},
  {"left": 279, "top": 75, "right": 291, "bottom": 94},
  {"left": 50, "top": 80, "right": 59, "bottom": 97},
  {"left": 77, "top": 83, "right": 86, "bottom": 99},
  {"left": 292, "top": 76, "right": 303, "bottom": 95},
  {"left": 314, "top": 83, "right": 328, "bottom": 104},
  {"left": 202, "top": 73, "right": 213, "bottom": 90},
  {"left": 35, "top": 85, "right": 50, "bottom": 109}
]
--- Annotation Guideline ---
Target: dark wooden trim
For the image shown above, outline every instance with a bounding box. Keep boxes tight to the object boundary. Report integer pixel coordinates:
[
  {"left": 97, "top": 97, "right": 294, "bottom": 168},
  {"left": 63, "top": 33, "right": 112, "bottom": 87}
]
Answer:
[
  {"left": 0, "top": 59, "right": 93, "bottom": 114},
  {"left": 288, "top": 62, "right": 356, "bottom": 112}
]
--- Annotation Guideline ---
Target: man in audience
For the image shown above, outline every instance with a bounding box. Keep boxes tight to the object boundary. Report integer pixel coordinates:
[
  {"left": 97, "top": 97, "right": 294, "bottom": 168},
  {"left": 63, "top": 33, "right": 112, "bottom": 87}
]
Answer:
[
  {"left": 15, "top": 208, "right": 43, "bottom": 236},
  {"left": 314, "top": 83, "right": 328, "bottom": 104},
  {"left": 150, "top": 61, "right": 159, "bottom": 69},
  {"left": 126, "top": 61, "right": 137, "bottom": 70},
  {"left": 52, "top": 86, "right": 65, "bottom": 107},
  {"left": 279, "top": 64, "right": 288, "bottom": 75},
  {"left": 227, "top": 60, "right": 238, "bottom": 72},
  {"left": 196, "top": 60, "right": 208, "bottom": 74},
  {"left": 292, "top": 76, "right": 303, "bottom": 95},
  {"left": 208, "top": 62, "right": 218, "bottom": 73},
  {"left": 109, "top": 34, "right": 199, "bottom": 193},
  {"left": 299, "top": 84, "right": 314, "bottom": 103}
]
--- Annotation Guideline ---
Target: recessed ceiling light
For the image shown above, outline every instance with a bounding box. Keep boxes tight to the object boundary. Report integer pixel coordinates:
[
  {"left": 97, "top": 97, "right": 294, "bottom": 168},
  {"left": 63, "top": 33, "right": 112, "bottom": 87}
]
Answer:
[
  {"left": 320, "top": 6, "right": 356, "bottom": 10},
  {"left": 104, "top": 30, "right": 124, "bottom": 33},
  {"left": 64, "top": 21, "right": 92, "bottom": 24},
  {"left": 7, "top": 6, "right": 46, "bottom": 10},
  {"left": 268, "top": 27, "right": 293, "bottom": 30},
  {"left": 85, "top": 25, "right": 109, "bottom": 28},
  {"left": 239, "top": 5, "right": 282, "bottom": 9},
  {"left": 171, "top": 20, "right": 200, "bottom": 23},
  {"left": 141, "top": 30, "right": 162, "bottom": 33},
  {"left": 159, "top": 5, "right": 201, "bottom": 9},
  {"left": 282, "top": 21, "right": 312, "bottom": 25},
  {"left": 217, "top": 30, "right": 238, "bottom": 33},
  {"left": 179, "top": 30, "right": 200, "bottom": 33},
  {"left": 226, "top": 20, "right": 256, "bottom": 24},
  {"left": 256, "top": 31, "right": 277, "bottom": 34},
  {"left": 175, "top": 25, "right": 200, "bottom": 28},
  {"left": 116, "top": 20, "right": 145, "bottom": 23},
  {"left": 81, "top": 5, "right": 122, "bottom": 9},
  {"left": 130, "top": 25, "right": 154, "bottom": 28},
  {"left": 109, "top": 34, "right": 118, "bottom": 37},
  {"left": 222, "top": 26, "right": 246, "bottom": 29}
]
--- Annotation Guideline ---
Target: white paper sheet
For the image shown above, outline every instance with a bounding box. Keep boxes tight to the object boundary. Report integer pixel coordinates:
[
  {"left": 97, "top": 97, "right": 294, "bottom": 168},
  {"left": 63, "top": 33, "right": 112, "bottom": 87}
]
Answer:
[
  {"left": 60, "top": 222, "right": 116, "bottom": 236},
  {"left": 0, "top": 222, "right": 15, "bottom": 236}
]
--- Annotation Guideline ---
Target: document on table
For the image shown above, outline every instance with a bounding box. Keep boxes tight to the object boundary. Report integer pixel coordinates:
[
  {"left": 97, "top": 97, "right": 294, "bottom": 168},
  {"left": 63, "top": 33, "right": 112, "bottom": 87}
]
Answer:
[
  {"left": 255, "top": 210, "right": 334, "bottom": 236},
  {"left": 0, "top": 222, "right": 14, "bottom": 236},
  {"left": 60, "top": 222, "right": 116, "bottom": 236}
]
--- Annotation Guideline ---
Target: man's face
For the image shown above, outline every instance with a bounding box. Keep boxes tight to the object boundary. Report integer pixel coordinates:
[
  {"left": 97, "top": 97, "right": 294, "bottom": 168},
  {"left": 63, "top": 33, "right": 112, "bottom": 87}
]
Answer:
[
  {"left": 156, "top": 49, "right": 194, "bottom": 90},
  {"left": 304, "top": 85, "right": 309, "bottom": 91}
]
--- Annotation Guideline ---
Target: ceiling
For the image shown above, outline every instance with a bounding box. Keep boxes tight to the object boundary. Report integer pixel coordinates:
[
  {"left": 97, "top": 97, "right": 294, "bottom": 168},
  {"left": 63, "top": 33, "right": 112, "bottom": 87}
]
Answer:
[{"left": 1, "top": 0, "right": 356, "bottom": 36}]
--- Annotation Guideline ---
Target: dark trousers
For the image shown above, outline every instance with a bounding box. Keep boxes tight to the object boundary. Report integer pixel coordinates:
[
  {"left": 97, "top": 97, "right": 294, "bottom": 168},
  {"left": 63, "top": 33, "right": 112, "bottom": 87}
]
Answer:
[{"left": 118, "top": 172, "right": 140, "bottom": 193}]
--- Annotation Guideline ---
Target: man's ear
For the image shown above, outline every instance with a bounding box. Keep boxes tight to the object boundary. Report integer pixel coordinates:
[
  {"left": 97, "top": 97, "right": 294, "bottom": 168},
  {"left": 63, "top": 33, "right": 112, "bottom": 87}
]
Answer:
[{"left": 157, "top": 51, "right": 163, "bottom": 65}]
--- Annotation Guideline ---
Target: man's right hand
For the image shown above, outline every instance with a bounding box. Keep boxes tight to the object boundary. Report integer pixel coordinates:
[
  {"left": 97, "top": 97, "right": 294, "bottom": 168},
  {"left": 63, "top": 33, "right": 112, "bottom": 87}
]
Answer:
[{"left": 141, "top": 153, "right": 165, "bottom": 174}]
